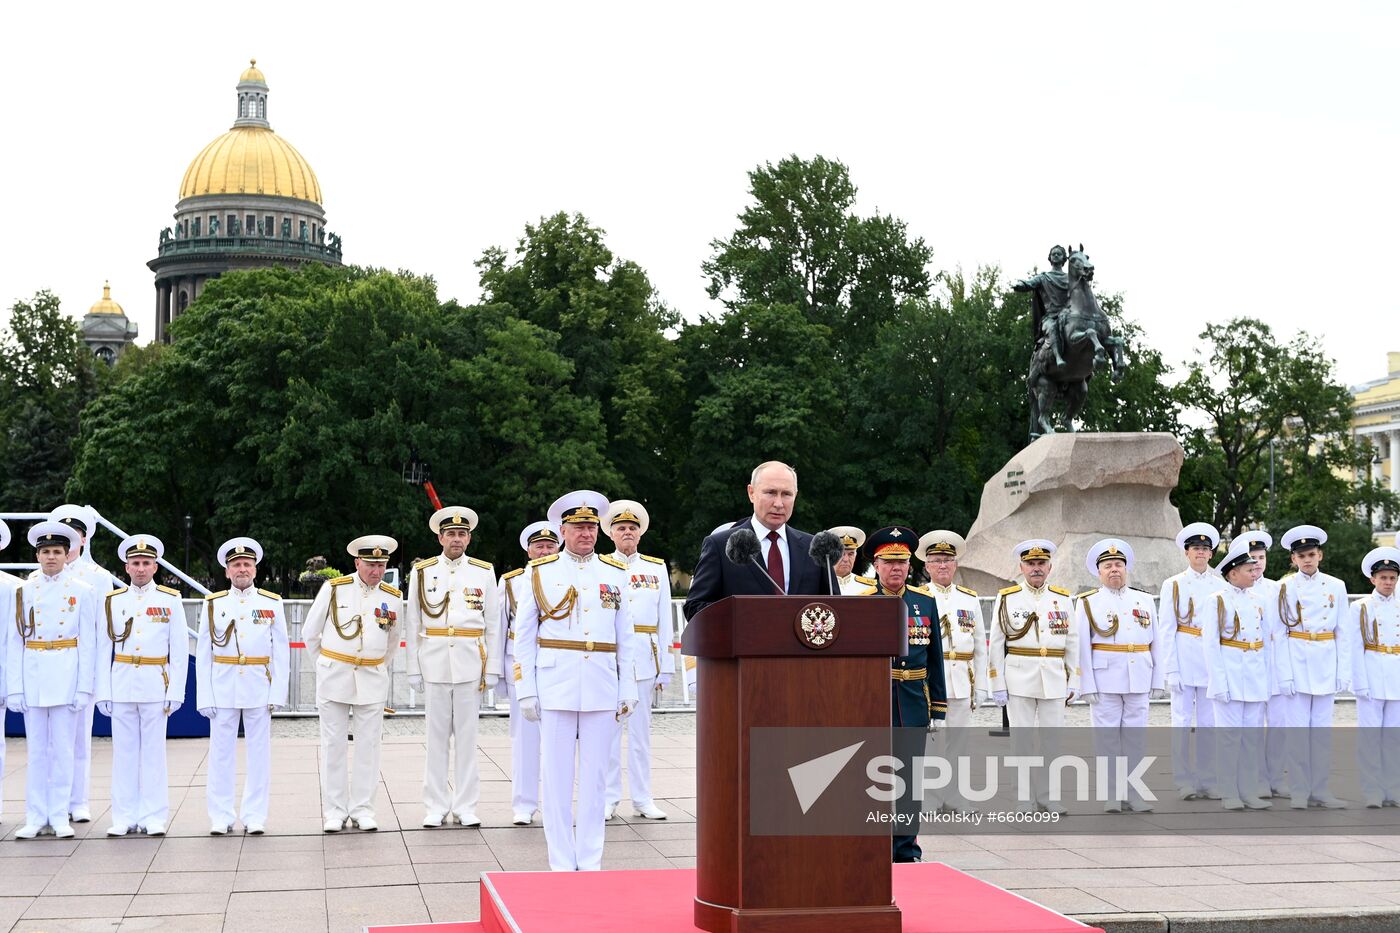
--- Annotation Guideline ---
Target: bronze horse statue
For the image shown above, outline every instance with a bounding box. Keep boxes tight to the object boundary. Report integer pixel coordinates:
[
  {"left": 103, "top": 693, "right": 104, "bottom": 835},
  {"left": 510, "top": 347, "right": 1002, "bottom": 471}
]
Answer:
[{"left": 1027, "top": 245, "right": 1124, "bottom": 437}]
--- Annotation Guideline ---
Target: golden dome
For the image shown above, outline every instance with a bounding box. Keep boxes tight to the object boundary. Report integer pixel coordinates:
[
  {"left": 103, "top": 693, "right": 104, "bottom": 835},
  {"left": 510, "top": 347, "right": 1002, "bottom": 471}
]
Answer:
[
  {"left": 89, "top": 281, "right": 125, "bottom": 316},
  {"left": 179, "top": 126, "right": 322, "bottom": 204},
  {"left": 240, "top": 58, "right": 265, "bottom": 83}
]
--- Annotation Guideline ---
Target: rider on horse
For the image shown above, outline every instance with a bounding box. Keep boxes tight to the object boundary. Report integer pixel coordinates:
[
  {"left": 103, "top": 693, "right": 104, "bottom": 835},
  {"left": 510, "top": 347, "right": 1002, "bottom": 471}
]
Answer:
[{"left": 1013, "top": 245, "right": 1070, "bottom": 368}]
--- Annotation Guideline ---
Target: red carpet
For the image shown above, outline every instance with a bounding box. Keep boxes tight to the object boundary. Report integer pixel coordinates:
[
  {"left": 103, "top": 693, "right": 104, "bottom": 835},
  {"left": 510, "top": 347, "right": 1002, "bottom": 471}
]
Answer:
[{"left": 443, "top": 864, "right": 1100, "bottom": 933}]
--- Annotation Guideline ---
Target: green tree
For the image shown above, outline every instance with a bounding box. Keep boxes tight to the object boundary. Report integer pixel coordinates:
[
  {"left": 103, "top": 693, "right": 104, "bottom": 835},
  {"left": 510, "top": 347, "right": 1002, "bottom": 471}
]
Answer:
[
  {"left": 68, "top": 265, "right": 616, "bottom": 584},
  {"left": 476, "top": 213, "right": 681, "bottom": 552},
  {"left": 703, "top": 155, "right": 932, "bottom": 360},
  {"left": 0, "top": 291, "right": 101, "bottom": 511},
  {"left": 1171, "top": 318, "right": 1396, "bottom": 560},
  {"left": 669, "top": 303, "right": 842, "bottom": 564}
]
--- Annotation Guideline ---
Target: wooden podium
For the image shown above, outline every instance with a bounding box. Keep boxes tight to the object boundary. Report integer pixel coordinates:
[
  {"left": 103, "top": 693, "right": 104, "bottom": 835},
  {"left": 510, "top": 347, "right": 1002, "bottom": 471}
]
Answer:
[{"left": 683, "top": 595, "right": 906, "bottom": 933}]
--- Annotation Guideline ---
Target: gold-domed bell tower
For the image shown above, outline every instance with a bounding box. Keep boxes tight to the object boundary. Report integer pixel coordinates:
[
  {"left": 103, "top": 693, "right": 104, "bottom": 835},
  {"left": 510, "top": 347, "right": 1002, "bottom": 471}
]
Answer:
[
  {"left": 80, "top": 281, "right": 139, "bottom": 365},
  {"left": 148, "top": 59, "right": 342, "bottom": 342}
]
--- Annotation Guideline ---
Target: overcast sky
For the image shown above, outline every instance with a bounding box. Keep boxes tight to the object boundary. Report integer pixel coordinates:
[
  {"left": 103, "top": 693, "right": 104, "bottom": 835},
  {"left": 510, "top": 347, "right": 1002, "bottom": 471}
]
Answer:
[{"left": 4, "top": 1, "right": 1395, "bottom": 388}]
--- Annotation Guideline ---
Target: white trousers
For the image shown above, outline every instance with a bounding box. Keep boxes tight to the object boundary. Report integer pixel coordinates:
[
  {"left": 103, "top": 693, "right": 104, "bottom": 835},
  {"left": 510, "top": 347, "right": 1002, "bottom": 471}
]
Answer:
[
  {"left": 207, "top": 706, "right": 272, "bottom": 827},
  {"left": 24, "top": 706, "right": 77, "bottom": 828},
  {"left": 319, "top": 700, "right": 384, "bottom": 822},
  {"left": 1211, "top": 699, "right": 1265, "bottom": 800},
  {"left": 110, "top": 702, "right": 169, "bottom": 828},
  {"left": 1091, "top": 693, "right": 1150, "bottom": 803},
  {"left": 507, "top": 668, "right": 541, "bottom": 815},
  {"left": 1280, "top": 692, "right": 1335, "bottom": 799},
  {"left": 1263, "top": 694, "right": 1288, "bottom": 789},
  {"left": 1170, "top": 685, "right": 1216, "bottom": 791},
  {"left": 1358, "top": 697, "right": 1400, "bottom": 801},
  {"left": 423, "top": 681, "right": 481, "bottom": 818},
  {"left": 71, "top": 697, "right": 95, "bottom": 810},
  {"left": 541, "top": 708, "right": 613, "bottom": 871},
  {"left": 931, "top": 697, "right": 974, "bottom": 809},
  {"left": 1006, "top": 694, "right": 1064, "bottom": 806},
  {"left": 607, "top": 677, "right": 656, "bottom": 808}
]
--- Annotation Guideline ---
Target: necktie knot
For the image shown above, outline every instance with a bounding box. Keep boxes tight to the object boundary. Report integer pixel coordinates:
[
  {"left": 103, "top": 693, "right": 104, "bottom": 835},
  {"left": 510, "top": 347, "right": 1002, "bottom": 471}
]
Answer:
[{"left": 767, "top": 531, "right": 780, "bottom": 542}]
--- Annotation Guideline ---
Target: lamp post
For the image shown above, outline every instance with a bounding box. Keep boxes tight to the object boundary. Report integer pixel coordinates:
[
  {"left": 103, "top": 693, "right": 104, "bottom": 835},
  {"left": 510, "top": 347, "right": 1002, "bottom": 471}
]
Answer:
[{"left": 184, "top": 514, "right": 192, "bottom": 570}]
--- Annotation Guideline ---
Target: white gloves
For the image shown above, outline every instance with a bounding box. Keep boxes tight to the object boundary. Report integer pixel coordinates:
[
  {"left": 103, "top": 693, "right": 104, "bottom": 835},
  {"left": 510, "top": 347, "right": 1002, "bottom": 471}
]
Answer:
[
  {"left": 927, "top": 718, "right": 941, "bottom": 734},
  {"left": 485, "top": 674, "right": 499, "bottom": 690},
  {"left": 520, "top": 697, "right": 541, "bottom": 722},
  {"left": 616, "top": 701, "right": 634, "bottom": 722},
  {"left": 1339, "top": 680, "right": 1353, "bottom": 694},
  {"left": 408, "top": 675, "right": 424, "bottom": 692},
  {"left": 1209, "top": 689, "right": 1230, "bottom": 703},
  {"left": 993, "top": 690, "right": 1008, "bottom": 707},
  {"left": 1355, "top": 685, "right": 1371, "bottom": 700},
  {"left": 1164, "top": 674, "right": 1179, "bottom": 692},
  {"left": 199, "top": 707, "right": 215, "bottom": 719},
  {"left": 98, "top": 701, "right": 114, "bottom": 716},
  {"left": 1150, "top": 688, "right": 1169, "bottom": 701},
  {"left": 657, "top": 673, "right": 672, "bottom": 690},
  {"left": 166, "top": 701, "right": 182, "bottom": 715},
  {"left": 68, "top": 692, "right": 92, "bottom": 713},
  {"left": 1279, "top": 680, "right": 1297, "bottom": 698},
  {"left": 6, "top": 695, "right": 26, "bottom": 714},
  {"left": 1081, "top": 693, "right": 1099, "bottom": 706}
]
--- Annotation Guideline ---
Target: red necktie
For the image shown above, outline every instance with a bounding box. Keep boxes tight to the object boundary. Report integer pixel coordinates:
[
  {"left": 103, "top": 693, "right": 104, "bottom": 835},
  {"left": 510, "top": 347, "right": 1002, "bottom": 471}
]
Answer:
[{"left": 766, "top": 530, "right": 785, "bottom": 593}]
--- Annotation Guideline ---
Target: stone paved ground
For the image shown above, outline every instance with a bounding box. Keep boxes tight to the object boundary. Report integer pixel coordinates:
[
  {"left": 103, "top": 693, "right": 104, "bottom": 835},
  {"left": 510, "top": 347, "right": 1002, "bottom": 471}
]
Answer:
[{"left": 0, "top": 706, "right": 1396, "bottom": 933}]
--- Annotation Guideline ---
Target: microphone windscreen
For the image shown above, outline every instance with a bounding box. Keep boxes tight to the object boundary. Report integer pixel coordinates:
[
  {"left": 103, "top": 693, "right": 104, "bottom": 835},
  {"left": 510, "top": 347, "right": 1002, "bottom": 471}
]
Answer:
[
  {"left": 809, "top": 530, "right": 845, "bottom": 564},
  {"left": 725, "top": 528, "right": 762, "bottom": 566}
]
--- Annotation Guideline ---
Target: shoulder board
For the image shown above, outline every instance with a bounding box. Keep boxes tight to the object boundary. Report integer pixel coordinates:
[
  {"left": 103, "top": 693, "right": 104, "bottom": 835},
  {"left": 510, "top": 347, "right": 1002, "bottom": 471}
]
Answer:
[
  {"left": 910, "top": 585, "right": 935, "bottom": 597},
  {"left": 329, "top": 575, "right": 355, "bottom": 586},
  {"left": 1280, "top": 572, "right": 1296, "bottom": 581},
  {"left": 528, "top": 554, "right": 559, "bottom": 567},
  {"left": 379, "top": 582, "right": 402, "bottom": 598},
  {"left": 414, "top": 556, "right": 439, "bottom": 571},
  {"left": 599, "top": 554, "right": 628, "bottom": 570},
  {"left": 859, "top": 586, "right": 879, "bottom": 596},
  {"left": 1129, "top": 586, "right": 1153, "bottom": 595},
  {"left": 467, "top": 556, "right": 494, "bottom": 570},
  {"left": 639, "top": 554, "right": 667, "bottom": 565},
  {"left": 156, "top": 585, "right": 182, "bottom": 597},
  {"left": 501, "top": 567, "right": 525, "bottom": 581},
  {"left": 257, "top": 588, "right": 282, "bottom": 600},
  {"left": 999, "top": 585, "right": 1022, "bottom": 596},
  {"left": 1049, "top": 585, "right": 1072, "bottom": 596},
  {"left": 107, "top": 587, "right": 129, "bottom": 600},
  {"left": 955, "top": 584, "right": 978, "bottom": 596},
  {"left": 204, "top": 590, "right": 229, "bottom": 601},
  {"left": 1076, "top": 588, "right": 1100, "bottom": 600},
  {"left": 855, "top": 574, "right": 876, "bottom": 586}
]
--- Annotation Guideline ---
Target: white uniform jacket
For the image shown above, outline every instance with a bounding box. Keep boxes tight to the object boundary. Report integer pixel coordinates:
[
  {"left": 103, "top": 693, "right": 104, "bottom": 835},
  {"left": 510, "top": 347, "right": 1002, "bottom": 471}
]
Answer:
[
  {"left": 987, "top": 583, "right": 1080, "bottom": 700},
  {"left": 303, "top": 575, "right": 402, "bottom": 706},
  {"left": 1275, "top": 570, "right": 1351, "bottom": 695},
  {"left": 1250, "top": 576, "right": 1284, "bottom": 693},
  {"left": 196, "top": 586, "right": 291, "bottom": 710},
  {"left": 1158, "top": 568, "right": 1226, "bottom": 689},
  {"left": 96, "top": 582, "right": 189, "bottom": 705},
  {"left": 612, "top": 551, "right": 675, "bottom": 683},
  {"left": 1202, "top": 585, "right": 1272, "bottom": 703},
  {"left": 928, "top": 582, "right": 986, "bottom": 701},
  {"left": 405, "top": 555, "right": 501, "bottom": 685},
  {"left": 513, "top": 552, "right": 640, "bottom": 712},
  {"left": 497, "top": 568, "right": 525, "bottom": 664},
  {"left": 1353, "top": 592, "right": 1400, "bottom": 702},
  {"left": 8, "top": 572, "right": 97, "bottom": 707},
  {"left": 1076, "top": 586, "right": 1163, "bottom": 696},
  {"left": 838, "top": 574, "right": 876, "bottom": 596}
]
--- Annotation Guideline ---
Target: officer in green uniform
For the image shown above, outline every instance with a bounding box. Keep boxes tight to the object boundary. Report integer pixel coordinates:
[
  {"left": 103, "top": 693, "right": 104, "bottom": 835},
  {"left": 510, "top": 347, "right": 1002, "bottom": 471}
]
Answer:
[{"left": 861, "top": 525, "right": 947, "bottom": 862}]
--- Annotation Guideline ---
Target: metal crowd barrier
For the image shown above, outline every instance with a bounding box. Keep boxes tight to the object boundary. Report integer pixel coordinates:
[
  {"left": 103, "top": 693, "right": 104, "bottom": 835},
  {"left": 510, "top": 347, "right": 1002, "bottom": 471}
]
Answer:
[{"left": 178, "top": 598, "right": 697, "bottom": 716}]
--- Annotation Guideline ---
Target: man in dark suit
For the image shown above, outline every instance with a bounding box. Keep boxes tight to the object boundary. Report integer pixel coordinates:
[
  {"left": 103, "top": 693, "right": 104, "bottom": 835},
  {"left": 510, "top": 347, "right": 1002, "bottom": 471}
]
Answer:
[{"left": 683, "top": 461, "right": 831, "bottom": 620}]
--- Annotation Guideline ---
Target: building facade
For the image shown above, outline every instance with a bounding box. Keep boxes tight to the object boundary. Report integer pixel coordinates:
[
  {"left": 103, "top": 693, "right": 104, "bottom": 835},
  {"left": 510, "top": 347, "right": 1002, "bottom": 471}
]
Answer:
[
  {"left": 148, "top": 60, "right": 341, "bottom": 342},
  {"left": 1352, "top": 351, "right": 1400, "bottom": 541}
]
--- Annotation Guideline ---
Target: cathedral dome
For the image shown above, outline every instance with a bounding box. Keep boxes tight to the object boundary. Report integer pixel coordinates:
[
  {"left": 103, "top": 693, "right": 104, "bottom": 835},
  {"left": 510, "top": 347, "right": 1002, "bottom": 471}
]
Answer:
[
  {"left": 88, "top": 281, "right": 125, "bottom": 316},
  {"left": 179, "top": 127, "right": 322, "bottom": 203}
]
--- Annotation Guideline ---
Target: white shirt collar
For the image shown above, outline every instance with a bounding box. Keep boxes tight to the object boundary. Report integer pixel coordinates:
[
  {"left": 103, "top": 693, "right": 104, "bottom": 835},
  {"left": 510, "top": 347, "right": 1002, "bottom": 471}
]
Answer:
[{"left": 750, "top": 516, "right": 787, "bottom": 541}]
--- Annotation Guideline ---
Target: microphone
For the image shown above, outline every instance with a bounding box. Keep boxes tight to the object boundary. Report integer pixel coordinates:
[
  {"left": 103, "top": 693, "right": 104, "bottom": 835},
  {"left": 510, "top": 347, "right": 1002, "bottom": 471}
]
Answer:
[
  {"left": 809, "top": 531, "right": 844, "bottom": 596},
  {"left": 725, "top": 528, "right": 784, "bottom": 595}
]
